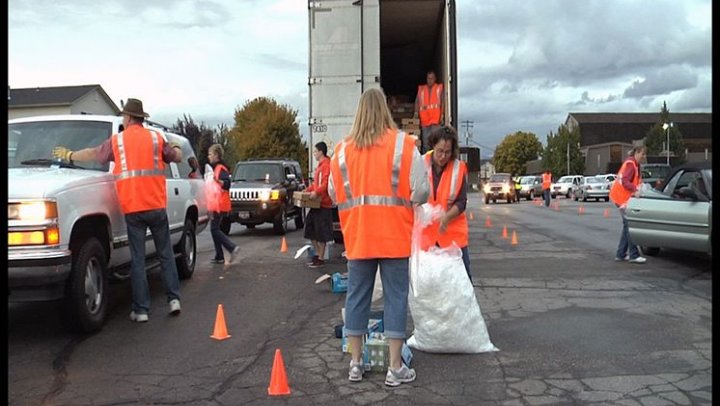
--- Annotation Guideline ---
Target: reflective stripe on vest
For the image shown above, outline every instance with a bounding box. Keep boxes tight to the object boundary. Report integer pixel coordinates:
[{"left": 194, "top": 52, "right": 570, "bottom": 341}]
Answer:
[
  {"left": 417, "top": 83, "right": 442, "bottom": 126},
  {"left": 111, "top": 127, "right": 167, "bottom": 214},
  {"left": 422, "top": 155, "right": 468, "bottom": 250},
  {"left": 114, "top": 130, "right": 163, "bottom": 180},
  {"left": 336, "top": 131, "right": 411, "bottom": 211},
  {"left": 424, "top": 154, "right": 461, "bottom": 206}
]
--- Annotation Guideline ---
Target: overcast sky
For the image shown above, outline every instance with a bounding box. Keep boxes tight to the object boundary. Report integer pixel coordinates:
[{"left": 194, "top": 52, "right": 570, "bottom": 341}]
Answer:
[{"left": 9, "top": 0, "right": 711, "bottom": 158}]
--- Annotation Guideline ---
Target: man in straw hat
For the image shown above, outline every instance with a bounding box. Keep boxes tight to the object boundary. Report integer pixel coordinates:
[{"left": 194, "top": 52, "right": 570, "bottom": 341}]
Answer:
[{"left": 53, "top": 98, "right": 184, "bottom": 323}]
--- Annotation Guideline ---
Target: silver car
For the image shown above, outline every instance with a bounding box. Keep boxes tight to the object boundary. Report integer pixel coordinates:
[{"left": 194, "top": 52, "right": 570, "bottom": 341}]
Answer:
[
  {"left": 518, "top": 175, "right": 543, "bottom": 200},
  {"left": 626, "top": 162, "right": 712, "bottom": 256},
  {"left": 573, "top": 176, "right": 610, "bottom": 202}
]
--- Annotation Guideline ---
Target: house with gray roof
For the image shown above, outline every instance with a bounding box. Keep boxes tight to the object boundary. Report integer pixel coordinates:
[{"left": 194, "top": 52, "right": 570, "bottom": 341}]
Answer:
[
  {"left": 565, "top": 112, "right": 711, "bottom": 175},
  {"left": 8, "top": 84, "right": 120, "bottom": 120}
]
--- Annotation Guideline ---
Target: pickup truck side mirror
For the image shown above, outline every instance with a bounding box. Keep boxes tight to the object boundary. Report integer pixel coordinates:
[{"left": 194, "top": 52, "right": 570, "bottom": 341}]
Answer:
[{"left": 286, "top": 173, "right": 297, "bottom": 181}]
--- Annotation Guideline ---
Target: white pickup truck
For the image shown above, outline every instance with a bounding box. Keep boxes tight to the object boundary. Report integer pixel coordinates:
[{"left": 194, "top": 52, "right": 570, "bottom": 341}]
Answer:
[{"left": 8, "top": 115, "right": 209, "bottom": 333}]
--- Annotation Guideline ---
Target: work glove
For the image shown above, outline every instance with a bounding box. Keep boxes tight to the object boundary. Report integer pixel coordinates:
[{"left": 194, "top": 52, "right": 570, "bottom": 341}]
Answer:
[{"left": 53, "top": 146, "right": 73, "bottom": 162}]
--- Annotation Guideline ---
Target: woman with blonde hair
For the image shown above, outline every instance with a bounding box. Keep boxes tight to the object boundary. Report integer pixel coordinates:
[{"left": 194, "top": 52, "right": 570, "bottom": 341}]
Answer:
[{"left": 329, "top": 87, "right": 429, "bottom": 387}]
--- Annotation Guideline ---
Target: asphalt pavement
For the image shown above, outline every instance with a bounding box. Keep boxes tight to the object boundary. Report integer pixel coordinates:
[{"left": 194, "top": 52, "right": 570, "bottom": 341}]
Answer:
[{"left": 8, "top": 193, "right": 712, "bottom": 405}]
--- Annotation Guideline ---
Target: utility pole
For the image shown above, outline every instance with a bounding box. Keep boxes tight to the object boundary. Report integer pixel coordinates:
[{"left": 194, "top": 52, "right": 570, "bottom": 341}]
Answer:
[
  {"left": 461, "top": 120, "right": 474, "bottom": 146},
  {"left": 566, "top": 142, "right": 570, "bottom": 175}
]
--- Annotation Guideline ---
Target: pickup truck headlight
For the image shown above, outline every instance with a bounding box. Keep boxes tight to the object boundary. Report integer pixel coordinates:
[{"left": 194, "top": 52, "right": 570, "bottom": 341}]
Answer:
[
  {"left": 501, "top": 185, "right": 510, "bottom": 193},
  {"left": 8, "top": 201, "right": 60, "bottom": 246},
  {"left": 8, "top": 201, "right": 58, "bottom": 220},
  {"left": 483, "top": 185, "right": 490, "bottom": 193}
]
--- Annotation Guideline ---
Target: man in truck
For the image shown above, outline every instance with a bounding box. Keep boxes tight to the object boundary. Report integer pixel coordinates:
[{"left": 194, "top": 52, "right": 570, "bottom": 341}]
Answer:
[{"left": 414, "top": 70, "right": 445, "bottom": 154}]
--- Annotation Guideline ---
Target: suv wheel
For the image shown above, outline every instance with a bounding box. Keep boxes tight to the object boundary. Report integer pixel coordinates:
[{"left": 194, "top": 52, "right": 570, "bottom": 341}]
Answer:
[
  {"left": 294, "top": 207, "right": 305, "bottom": 229},
  {"left": 64, "top": 237, "right": 108, "bottom": 333},
  {"left": 175, "top": 219, "right": 196, "bottom": 280},
  {"left": 273, "top": 208, "right": 287, "bottom": 235},
  {"left": 528, "top": 190, "right": 534, "bottom": 201}
]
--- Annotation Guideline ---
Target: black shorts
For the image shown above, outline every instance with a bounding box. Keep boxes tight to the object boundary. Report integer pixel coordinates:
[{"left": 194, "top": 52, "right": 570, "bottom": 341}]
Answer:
[{"left": 303, "top": 208, "right": 334, "bottom": 243}]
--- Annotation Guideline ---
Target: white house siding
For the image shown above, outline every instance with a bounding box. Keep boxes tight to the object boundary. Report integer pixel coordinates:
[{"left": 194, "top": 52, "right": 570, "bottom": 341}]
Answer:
[{"left": 70, "top": 89, "right": 118, "bottom": 115}]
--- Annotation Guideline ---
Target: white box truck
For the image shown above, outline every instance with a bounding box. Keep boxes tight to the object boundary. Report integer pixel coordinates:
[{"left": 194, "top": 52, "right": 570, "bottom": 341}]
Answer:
[{"left": 308, "top": 0, "right": 458, "bottom": 242}]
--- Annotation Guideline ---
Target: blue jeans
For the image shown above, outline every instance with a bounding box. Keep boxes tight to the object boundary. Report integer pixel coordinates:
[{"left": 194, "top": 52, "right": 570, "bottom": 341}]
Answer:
[
  {"left": 211, "top": 212, "right": 236, "bottom": 260},
  {"left": 543, "top": 189, "right": 551, "bottom": 206},
  {"left": 125, "top": 209, "right": 181, "bottom": 314},
  {"left": 344, "top": 258, "right": 409, "bottom": 339},
  {"left": 615, "top": 206, "right": 640, "bottom": 259}
]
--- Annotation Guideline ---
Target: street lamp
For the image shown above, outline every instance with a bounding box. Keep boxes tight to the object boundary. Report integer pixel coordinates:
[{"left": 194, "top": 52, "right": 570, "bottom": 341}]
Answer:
[{"left": 662, "top": 122, "right": 674, "bottom": 165}]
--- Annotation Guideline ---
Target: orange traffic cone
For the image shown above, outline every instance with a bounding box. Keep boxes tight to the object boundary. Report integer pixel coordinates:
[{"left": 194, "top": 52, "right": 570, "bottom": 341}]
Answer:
[
  {"left": 280, "top": 237, "right": 288, "bottom": 253},
  {"left": 468, "top": 211, "right": 474, "bottom": 221},
  {"left": 485, "top": 216, "right": 493, "bottom": 228},
  {"left": 604, "top": 208, "right": 610, "bottom": 217},
  {"left": 210, "top": 304, "right": 231, "bottom": 341},
  {"left": 554, "top": 202, "right": 560, "bottom": 211},
  {"left": 502, "top": 225, "right": 508, "bottom": 239},
  {"left": 268, "top": 349, "right": 291, "bottom": 396},
  {"left": 578, "top": 205, "right": 584, "bottom": 215},
  {"left": 511, "top": 230, "right": 518, "bottom": 245}
]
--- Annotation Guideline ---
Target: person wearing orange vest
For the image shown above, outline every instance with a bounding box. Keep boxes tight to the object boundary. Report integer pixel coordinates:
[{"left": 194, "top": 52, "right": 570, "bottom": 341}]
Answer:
[
  {"left": 421, "top": 126, "right": 472, "bottom": 281},
  {"left": 53, "top": 98, "right": 184, "bottom": 323},
  {"left": 542, "top": 169, "right": 552, "bottom": 207},
  {"left": 329, "top": 88, "right": 429, "bottom": 386},
  {"left": 609, "top": 146, "right": 648, "bottom": 264},
  {"left": 414, "top": 70, "right": 445, "bottom": 154},
  {"left": 304, "top": 141, "right": 334, "bottom": 268},
  {"left": 207, "top": 144, "right": 240, "bottom": 265}
]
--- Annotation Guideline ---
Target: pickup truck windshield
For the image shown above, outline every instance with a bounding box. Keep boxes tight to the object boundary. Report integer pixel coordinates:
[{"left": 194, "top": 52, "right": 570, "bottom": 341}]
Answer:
[
  {"left": 233, "top": 163, "right": 284, "bottom": 183},
  {"left": 8, "top": 120, "right": 112, "bottom": 171}
]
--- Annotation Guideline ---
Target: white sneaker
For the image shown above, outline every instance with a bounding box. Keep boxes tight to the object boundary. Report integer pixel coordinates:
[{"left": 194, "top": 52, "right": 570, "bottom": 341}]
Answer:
[
  {"left": 628, "top": 256, "right": 647, "bottom": 264},
  {"left": 129, "top": 311, "right": 149, "bottom": 323},
  {"left": 385, "top": 364, "right": 416, "bottom": 387},
  {"left": 348, "top": 360, "right": 364, "bottom": 382},
  {"left": 168, "top": 299, "right": 181, "bottom": 315},
  {"left": 230, "top": 246, "right": 241, "bottom": 264}
]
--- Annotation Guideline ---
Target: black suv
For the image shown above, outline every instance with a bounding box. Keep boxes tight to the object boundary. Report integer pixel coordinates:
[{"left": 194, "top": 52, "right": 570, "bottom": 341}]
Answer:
[{"left": 225, "top": 159, "right": 306, "bottom": 235}]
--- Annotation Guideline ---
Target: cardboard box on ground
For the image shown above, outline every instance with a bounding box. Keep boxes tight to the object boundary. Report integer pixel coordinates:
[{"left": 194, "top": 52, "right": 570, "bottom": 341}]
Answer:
[{"left": 293, "top": 191, "right": 321, "bottom": 208}]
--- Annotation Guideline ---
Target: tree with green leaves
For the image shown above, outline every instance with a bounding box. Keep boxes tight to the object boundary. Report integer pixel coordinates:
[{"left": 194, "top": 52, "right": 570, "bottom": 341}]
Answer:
[
  {"left": 542, "top": 124, "right": 584, "bottom": 176},
  {"left": 643, "top": 101, "right": 686, "bottom": 164},
  {"left": 492, "top": 131, "right": 543, "bottom": 175},
  {"left": 229, "top": 97, "right": 308, "bottom": 177}
]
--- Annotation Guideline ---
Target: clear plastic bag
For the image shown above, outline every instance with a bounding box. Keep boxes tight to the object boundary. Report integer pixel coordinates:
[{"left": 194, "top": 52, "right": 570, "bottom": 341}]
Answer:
[
  {"left": 407, "top": 203, "right": 498, "bottom": 353},
  {"left": 204, "top": 164, "right": 222, "bottom": 212}
]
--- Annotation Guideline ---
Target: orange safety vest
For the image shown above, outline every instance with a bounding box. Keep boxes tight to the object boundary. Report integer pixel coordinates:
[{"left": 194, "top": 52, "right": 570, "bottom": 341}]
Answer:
[
  {"left": 421, "top": 153, "right": 468, "bottom": 250},
  {"left": 609, "top": 159, "right": 641, "bottom": 205},
  {"left": 542, "top": 172, "right": 552, "bottom": 190},
  {"left": 213, "top": 163, "right": 232, "bottom": 212},
  {"left": 417, "top": 83, "right": 443, "bottom": 127},
  {"left": 330, "top": 129, "right": 416, "bottom": 260},
  {"left": 111, "top": 125, "right": 167, "bottom": 214}
]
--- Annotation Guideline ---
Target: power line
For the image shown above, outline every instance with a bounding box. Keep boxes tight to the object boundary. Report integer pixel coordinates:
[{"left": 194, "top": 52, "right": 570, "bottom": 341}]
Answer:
[{"left": 461, "top": 120, "right": 474, "bottom": 146}]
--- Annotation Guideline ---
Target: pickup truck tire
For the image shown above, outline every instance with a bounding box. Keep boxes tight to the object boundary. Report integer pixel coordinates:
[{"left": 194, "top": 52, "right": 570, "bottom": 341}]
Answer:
[
  {"left": 175, "top": 219, "right": 196, "bottom": 280},
  {"left": 64, "top": 237, "right": 108, "bottom": 333},
  {"left": 528, "top": 191, "right": 534, "bottom": 201},
  {"left": 641, "top": 246, "right": 660, "bottom": 256},
  {"left": 273, "top": 209, "right": 287, "bottom": 235},
  {"left": 294, "top": 207, "right": 305, "bottom": 229}
]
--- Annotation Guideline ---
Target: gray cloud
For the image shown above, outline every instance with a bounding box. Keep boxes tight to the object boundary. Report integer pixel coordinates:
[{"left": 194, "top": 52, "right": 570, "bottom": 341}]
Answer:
[{"left": 623, "top": 65, "right": 699, "bottom": 98}]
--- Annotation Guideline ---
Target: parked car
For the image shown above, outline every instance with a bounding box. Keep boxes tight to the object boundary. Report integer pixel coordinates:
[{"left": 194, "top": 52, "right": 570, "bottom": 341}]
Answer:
[
  {"left": 518, "top": 175, "right": 543, "bottom": 200},
  {"left": 598, "top": 173, "right": 618, "bottom": 183},
  {"left": 552, "top": 175, "right": 583, "bottom": 198},
  {"left": 483, "top": 173, "right": 518, "bottom": 204},
  {"left": 8, "top": 115, "right": 209, "bottom": 333},
  {"left": 626, "top": 162, "right": 711, "bottom": 256},
  {"left": 226, "top": 159, "right": 305, "bottom": 235},
  {"left": 573, "top": 176, "right": 611, "bottom": 202},
  {"left": 640, "top": 163, "right": 671, "bottom": 189}
]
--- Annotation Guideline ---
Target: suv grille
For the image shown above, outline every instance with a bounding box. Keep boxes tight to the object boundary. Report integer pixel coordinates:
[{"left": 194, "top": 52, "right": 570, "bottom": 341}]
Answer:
[{"left": 230, "top": 189, "right": 263, "bottom": 201}]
